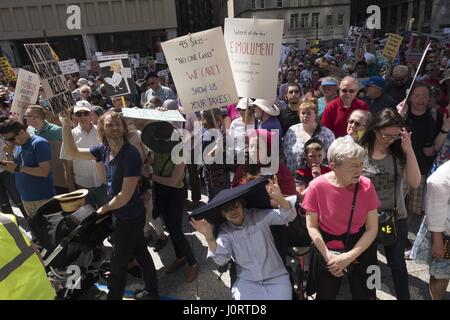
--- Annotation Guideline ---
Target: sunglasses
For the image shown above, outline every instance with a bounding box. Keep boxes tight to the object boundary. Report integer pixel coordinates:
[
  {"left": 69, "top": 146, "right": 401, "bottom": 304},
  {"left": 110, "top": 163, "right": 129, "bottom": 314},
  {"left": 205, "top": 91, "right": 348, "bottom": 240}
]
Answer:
[
  {"left": 340, "top": 88, "right": 356, "bottom": 94},
  {"left": 347, "top": 119, "right": 361, "bottom": 127},
  {"left": 75, "top": 111, "right": 90, "bottom": 117},
  {"left": 380, "top": 132, "right": 401, "bottom": 141},
  {"left": 3, "top": 133, "right": 18, "bottom": 142}
]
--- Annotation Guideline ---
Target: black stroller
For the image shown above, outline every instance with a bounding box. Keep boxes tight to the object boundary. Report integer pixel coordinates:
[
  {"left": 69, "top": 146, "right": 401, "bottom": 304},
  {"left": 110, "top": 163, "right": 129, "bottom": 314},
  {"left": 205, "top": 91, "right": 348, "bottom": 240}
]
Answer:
[{"left": 28, "top": 198, "right": 114, "bottom": 299}]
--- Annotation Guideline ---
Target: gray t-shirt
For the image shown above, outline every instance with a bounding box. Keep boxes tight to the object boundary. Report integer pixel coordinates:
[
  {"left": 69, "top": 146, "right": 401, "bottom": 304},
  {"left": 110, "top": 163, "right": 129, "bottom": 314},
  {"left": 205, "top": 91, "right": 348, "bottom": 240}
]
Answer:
[{"left": 363, "top": 154, "right": 407, "bottom": 219}]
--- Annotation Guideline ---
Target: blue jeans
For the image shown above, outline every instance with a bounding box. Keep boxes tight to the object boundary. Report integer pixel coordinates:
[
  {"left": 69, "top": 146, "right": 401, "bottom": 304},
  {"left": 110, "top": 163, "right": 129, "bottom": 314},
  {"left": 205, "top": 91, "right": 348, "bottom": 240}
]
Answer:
[{"left": 383, "top": 218, "right": 410, "bottom": 300}]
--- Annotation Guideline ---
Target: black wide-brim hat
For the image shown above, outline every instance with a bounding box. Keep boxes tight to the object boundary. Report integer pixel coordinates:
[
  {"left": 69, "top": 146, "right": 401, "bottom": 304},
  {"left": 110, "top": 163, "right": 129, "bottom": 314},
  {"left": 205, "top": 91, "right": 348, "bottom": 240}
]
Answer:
[
  {"left": 141, "top": 121, "right": 181, "bottom": 153},
  {"left": 190, "top": 175, "right": 272, "bottom": 225}
]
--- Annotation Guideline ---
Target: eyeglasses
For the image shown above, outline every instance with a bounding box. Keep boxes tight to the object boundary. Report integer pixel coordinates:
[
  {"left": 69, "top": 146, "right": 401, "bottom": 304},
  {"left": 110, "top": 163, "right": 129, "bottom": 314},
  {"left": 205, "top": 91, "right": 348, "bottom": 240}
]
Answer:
[
  {"left": 288, "top": 90, "right": 300, "bottom": 94},
  {"left": 380, "top": 132, "right": 401, "bottom": 141},
  {"left": 340, "top": 88, "right": 356, "bottom": 94},
  {"left": 81, "top": 91, "right": 90, "bottom": 93},
  {"left": 3, "top": 133, "right": 18, "bottom": 142},
  {"left": 75, "top": 111, "right": 90, "bottom": 117},
  {"left": 348, "top": 119, "right": 361, "bottom": 127}
]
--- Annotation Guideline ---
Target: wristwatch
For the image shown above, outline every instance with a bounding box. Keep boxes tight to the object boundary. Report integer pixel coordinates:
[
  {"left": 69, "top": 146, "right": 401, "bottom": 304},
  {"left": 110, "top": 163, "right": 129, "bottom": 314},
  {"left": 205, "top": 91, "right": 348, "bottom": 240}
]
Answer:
[{"left": 14, "top": 165, "right": 20, "bottom": 173}]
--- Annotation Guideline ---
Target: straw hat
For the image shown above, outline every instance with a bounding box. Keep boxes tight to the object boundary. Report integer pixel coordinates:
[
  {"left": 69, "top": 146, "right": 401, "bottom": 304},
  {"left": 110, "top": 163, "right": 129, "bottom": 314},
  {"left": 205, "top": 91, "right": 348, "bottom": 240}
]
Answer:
[
  {"left": 252, "top": 99, "right": 280, "bottom": 116},
  {"left": 54, "top": 189, "right": 89, "bottom": 212}
]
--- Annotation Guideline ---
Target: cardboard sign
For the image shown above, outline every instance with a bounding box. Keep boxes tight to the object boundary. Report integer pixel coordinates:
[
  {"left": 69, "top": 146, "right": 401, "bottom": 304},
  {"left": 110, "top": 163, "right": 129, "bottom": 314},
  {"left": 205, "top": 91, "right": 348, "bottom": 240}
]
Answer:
[
  {"left": 97, "top": 53, "right": 132, "bottom": 98},
  {"left": 122, "top": 108, "right": 185, "bottom": 122},
  {"left": 10, "top": 69, "right": 40, "bottom": 115},
  {"left": 0, "top": 56, "right": 17, "bottom": 81},
  {"left": 162, "top": 27, "right": 238, "bottom": 114},
  {"left": 382, "top": 34, "right": 404, "bottom": 61},
  {"left": 405, "top": 35, "right": 430, "bottom": 64},
  {"left": 224, "top": 18, "right": 283, "bottom": 102},
  {"left": 24, "top": 43, "right": 75, "bottom": 114},
  {"left": 59, "top": 59, "right": 80, "bottom": 75}
]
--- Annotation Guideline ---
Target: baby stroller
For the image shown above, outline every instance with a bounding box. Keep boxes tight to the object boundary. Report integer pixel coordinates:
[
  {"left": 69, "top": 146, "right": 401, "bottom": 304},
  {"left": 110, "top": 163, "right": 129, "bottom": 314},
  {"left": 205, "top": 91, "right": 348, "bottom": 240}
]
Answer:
[{"left": 28, "top": 198, "right": 114, "bottom": 299}]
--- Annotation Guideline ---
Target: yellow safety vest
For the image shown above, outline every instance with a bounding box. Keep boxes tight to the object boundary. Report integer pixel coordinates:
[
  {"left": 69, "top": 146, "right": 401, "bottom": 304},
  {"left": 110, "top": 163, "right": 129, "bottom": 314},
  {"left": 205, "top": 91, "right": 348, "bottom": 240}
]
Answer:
[{"left": 0, "top": 213, "right": 55, "bottom": 300}]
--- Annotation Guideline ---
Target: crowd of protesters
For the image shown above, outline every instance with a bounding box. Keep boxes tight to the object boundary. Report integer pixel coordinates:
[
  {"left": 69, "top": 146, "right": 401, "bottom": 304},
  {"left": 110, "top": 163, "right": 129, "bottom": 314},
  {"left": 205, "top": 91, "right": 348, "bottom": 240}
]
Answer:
[{"left": 0, "top": 33, "right": 450, "bottom": 301}]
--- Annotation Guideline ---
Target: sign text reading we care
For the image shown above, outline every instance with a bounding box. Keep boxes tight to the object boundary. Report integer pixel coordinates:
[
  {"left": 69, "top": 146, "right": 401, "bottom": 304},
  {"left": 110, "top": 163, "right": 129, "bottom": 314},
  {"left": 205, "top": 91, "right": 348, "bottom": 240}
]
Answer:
[{"left": 162, "top": 27, "right": 238, "bottom": 114}]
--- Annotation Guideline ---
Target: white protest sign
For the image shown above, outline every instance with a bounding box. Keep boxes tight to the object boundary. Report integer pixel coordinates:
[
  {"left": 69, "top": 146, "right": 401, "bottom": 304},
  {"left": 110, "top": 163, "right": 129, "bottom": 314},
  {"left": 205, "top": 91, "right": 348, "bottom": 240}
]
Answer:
[
  {"left": 59, "top": 59, "right": 80, "bottom": 75},
  {"left": 280, "top": 45, "right": 290, "bottom": 66},
  {"left": 24, "top": 43, "right": 75, "bottom": 114},
  {"left": 224, "top": 18, "right": 283, "bottom": 101},
  {"left": 97, "top": 53, "right": 133, "bottom": 98},
  {"left": 161, "top": 27, "right": 238, "bottom": 114},
  {"left": 122, "top": 108, "right": 185, "bottom": 122},
  {"left": 10, "top": 69, "right": 40, "bottom": 115}
]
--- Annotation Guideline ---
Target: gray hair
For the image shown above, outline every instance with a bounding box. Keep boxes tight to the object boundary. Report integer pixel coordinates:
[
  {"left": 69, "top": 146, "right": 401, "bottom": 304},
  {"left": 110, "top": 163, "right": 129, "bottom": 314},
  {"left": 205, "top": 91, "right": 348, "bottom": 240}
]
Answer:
[
  {"left": 327, "top": 136, "right": 365, "bottom": 166},
  {"left": 340, "top": 76, "right": 359, "bottom": 89}
]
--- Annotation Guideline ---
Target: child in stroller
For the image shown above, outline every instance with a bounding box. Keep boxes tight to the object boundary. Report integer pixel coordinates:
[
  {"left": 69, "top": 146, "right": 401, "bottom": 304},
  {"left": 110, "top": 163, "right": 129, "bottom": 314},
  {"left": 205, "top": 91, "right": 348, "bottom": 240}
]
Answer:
[{"left": 27, "top": 193, "right": 113, "bottom": 299}]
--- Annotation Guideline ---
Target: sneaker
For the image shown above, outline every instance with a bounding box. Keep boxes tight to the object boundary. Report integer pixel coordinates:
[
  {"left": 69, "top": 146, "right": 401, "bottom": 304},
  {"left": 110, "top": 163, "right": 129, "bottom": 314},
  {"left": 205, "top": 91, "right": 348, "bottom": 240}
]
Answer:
[
  {"left": 133, "top": 289, "right": 159, "bottom": 300},
  {"left": 153, "top": 237, "right": 168, "bottom": 252},
  {"left": 185, "top": 264, "right": 199, "bottom": 283},
  {"left": 164, "top": 257, "right": 187, "bottom": 274}
]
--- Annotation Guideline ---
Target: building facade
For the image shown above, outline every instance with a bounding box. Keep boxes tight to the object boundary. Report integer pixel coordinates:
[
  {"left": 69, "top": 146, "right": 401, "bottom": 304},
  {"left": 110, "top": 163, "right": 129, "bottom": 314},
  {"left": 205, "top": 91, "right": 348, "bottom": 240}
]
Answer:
[
  {"left": 233, "top": 0, "right": 351, "bottom": 45},
  {"left": 351, "top": 0, "right": 450, "bottom": 35},
  {"left": 0, "top": 0, "right": 178, "bottom": 66}
]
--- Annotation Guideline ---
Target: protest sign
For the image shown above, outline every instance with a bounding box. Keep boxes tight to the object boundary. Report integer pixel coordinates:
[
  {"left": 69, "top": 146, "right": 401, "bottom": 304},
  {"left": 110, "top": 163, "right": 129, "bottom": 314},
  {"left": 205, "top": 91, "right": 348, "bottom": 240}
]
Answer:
[
  {"left": 224, "top": 18, "right": 283, "bottom": 101},
  {"left": 382, "top": 34, "right": 404, "bottom": 61},
  {"left": 10, "top": 69, "right": 40, "bottom": 115},
  {"left": 280, "top": 45, "right": 290, "bottom": 66},
  {"left": 122, "top": 108, "right": 185, "bottom": 122},
  {"left": 346, "top": 26, "right": 363, "bottom": 48},
  {"left": 59, "top": 59, "right": 80, "bottom": 75},
  {"left": 0, "top": 56, "right": 17, "bottom": 81},
  {"left": 405, "top": 35, "right": 430, "bottom": 64},
  {"left": 97, "top": 53, "right": 132, "bottom": 98},
  {"left": 162, "top": 27, "right": 238, "bottom": 114},
  {"left": 24, "top": 43, "right": 75, "bottom": 114}
]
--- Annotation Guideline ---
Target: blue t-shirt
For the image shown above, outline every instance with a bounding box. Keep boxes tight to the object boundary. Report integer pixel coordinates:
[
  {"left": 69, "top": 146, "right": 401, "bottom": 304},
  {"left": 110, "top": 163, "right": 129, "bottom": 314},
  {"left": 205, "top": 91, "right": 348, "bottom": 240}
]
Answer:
[
  {"left": 14, "top": 135, "right": 56, "bottom": 201},
  {"left": 90, "top": 142, "right": 144, "bottom": 221}
]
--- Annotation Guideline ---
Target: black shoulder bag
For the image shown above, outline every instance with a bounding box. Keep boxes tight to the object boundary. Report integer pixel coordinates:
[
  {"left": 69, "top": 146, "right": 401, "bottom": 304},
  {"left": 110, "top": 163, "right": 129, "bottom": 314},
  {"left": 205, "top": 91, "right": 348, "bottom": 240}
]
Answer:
[{"left": 376, "top": 155, "right": 399, "bottom": 246}]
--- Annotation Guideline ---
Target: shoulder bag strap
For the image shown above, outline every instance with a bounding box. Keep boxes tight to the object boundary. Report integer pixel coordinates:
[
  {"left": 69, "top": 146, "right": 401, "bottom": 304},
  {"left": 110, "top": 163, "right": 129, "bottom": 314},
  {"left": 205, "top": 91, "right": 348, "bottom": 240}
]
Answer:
[
  {"left": 344, "top": 182, "right": 359, "bottom": 251},
  {"left": 392, "top": 153, "right": 398, "bottom": 213}
]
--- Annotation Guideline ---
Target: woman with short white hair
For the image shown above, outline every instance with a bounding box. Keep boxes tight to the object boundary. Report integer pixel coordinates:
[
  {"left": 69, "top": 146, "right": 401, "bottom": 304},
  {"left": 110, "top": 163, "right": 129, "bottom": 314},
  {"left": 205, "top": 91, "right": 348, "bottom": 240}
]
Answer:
[{"left": 302, "top": 137, "right": 380, "bottom": 300}]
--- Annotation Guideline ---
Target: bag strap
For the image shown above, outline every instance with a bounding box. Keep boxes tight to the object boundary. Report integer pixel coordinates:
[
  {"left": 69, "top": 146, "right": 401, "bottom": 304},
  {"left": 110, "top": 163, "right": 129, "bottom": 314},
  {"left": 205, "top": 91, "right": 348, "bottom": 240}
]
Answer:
[
  {"left": 392, "top": 153, "right": 398, "bottom": 213},
  {"left": 159, "top": 155, "right": 172, "bottom": 176},
  {"left": 344, "top": 182, "right": 359, "bottom": 251}
]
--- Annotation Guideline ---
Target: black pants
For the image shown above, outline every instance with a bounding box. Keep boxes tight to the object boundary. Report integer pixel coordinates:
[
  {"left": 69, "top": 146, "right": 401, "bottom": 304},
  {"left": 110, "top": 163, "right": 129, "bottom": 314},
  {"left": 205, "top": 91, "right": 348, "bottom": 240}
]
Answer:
[
  {"left": 187, "top": 163, "right": 201, "bottom": 202},
  {"left": 0, "top": 170, "right": 25, "bottom": 215},
  {"left": 155, "top": 183, "right": 196, "bottom": 266},
  {"left": 107, "top": 214, "right": 158, "bottom": 300}
]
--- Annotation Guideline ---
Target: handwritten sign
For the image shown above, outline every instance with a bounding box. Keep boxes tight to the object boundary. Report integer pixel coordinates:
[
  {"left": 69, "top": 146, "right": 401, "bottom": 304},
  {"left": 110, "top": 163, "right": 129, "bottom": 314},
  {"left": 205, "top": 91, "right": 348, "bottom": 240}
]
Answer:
[
  {"left": 122, "top": 108, "right": 185, "bottom": 122},
  {"left": 161, "top": 27, "right": 238, "bottom": 114},
  {"left": 24, "top": 43, "right": 75, "bottom": 114},
  {"left": 59, "top": 59, "right": 80, "bottom": 75},
  {"left": 382, "top": 34, "right": 403, "bottom": 61},
  {"left": 405, "top": 35, "right": 430, "bottom": 64},
  {"left": 10, "top": 69, "right": 40, "bottom": 115},
  {"left": 0, "top": 56, "right": 17, "bottom": 81},
  {"left": 224, "top": 18, "right": 283, "bottom": 101}
]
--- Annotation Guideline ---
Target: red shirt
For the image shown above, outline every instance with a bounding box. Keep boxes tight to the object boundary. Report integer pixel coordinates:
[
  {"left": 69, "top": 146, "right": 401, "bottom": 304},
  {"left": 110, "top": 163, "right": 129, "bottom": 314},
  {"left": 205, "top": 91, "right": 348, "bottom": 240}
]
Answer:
[
  {"left": 321, "top": 97, "right": 369, "bottom": 138},
  {"left": 232, "top": 163, "right": 296, "bottom": 196}
]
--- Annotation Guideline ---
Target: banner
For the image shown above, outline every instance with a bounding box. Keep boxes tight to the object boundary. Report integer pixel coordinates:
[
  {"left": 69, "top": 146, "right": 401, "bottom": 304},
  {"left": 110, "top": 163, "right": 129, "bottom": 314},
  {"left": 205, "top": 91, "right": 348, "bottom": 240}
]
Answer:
[
  {"left": 382, "top": 34, "right": 404, "bottom": 61},
  {"left": 224, "top": 18, "right": 283, "bottom": 102},
  {"left": 122, "top": 108, "right": 185, "bottom": 122},
  {"left": 0, "top": 56, "right": 17, "bottom": 81},
  {"left": 10, "top": 69, "right": 40, "bottom": 115},
  {"left": 24, "top": 43, "right": 75, "bottom": 114},
  {"left": 97, "top": 53, "right": 132, "bottom": 98},
  {"left": 405, "top": 35, "right": 430, "bottom": 64},
  {"left": 162, "top": 27, "right": 238, "bottom": 114},
  {"left": 59, "top": 59, "right": 80, "bottom": 75}
]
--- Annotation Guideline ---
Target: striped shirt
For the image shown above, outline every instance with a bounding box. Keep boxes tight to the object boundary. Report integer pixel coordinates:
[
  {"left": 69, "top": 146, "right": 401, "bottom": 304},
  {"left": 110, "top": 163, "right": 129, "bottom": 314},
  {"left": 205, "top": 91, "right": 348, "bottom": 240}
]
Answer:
[{"left": 60, "top": 125, "right": 103, "bottom": 188}]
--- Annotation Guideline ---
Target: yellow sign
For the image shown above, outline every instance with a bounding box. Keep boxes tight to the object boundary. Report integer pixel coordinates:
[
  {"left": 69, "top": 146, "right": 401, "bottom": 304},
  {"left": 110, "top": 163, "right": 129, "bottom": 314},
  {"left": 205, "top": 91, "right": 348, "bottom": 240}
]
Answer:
[
  {"left": 0, "top": 56, "right": 17, "bottom": 81},
  {"left": 382, "top": 33, "right": 403, "bottom": 61}
]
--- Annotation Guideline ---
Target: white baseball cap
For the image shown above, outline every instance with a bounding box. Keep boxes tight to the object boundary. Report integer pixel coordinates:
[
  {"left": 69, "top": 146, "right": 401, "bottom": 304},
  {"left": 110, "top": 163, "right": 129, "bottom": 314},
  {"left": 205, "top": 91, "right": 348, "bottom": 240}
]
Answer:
[{"left": 74, "top": 100, "right": 92, "bottom": 113}]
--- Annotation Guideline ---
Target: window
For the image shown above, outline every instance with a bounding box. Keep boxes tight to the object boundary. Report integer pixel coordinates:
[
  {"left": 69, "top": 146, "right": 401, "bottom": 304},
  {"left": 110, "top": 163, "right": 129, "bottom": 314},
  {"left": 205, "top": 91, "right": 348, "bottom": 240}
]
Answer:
[
  {"left": 327, "top": 15, "right": 333, "bottom": 26},
  {"left": 338, "top": 14, "right": 343, "bottom": 25},
  {"left": 401, "top": 3, "right": 408, "bottom": 25},
  {"left": 260, "top": 0, "right": 265, "bottom": 9},
  {"left": 312, "top": 13, "right": 320, "bottom": 28},
  {"left": 390, "top": 5, "right": 397, "bottom": 27},
  {"left": 277, "top": 0, "right": 283, "bottom": 8},
  {"left": 424, "top": 0, "right": 433, "bottom": 21},
  {"left": 251, "top": 0, "right": 256, "bottom": 9},
  {"left": 290, "top": 14, "right": 299, "bottom": 29},
  {"left": 301, "top": 14, "right": 309, "bottom": 28}
]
